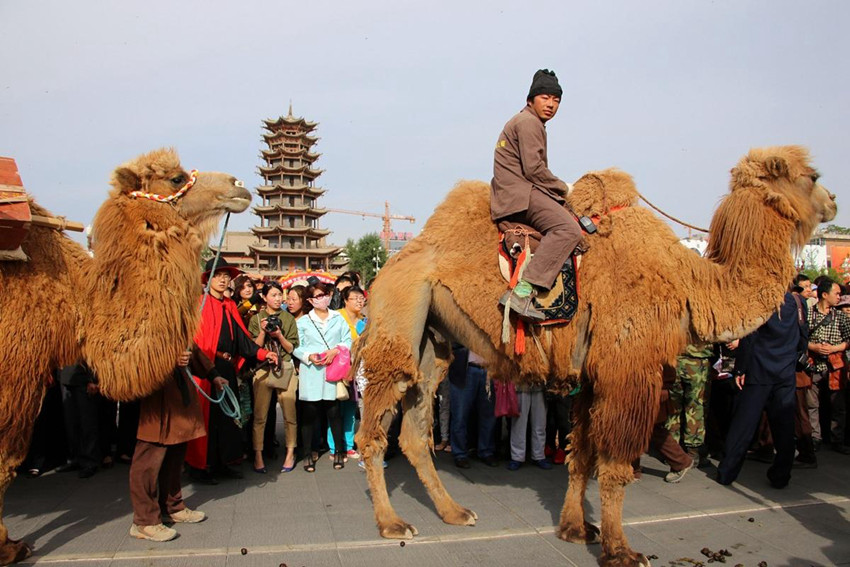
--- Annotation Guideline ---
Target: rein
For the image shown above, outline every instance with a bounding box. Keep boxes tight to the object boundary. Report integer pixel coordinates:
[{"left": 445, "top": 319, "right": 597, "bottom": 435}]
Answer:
[
  {"left": 182, "top": 212, "right": 242, "bottom": 422},
  {"left": 129, "top": 169, "right": 199, "bottom": 203},
  {"left": 636, "top": 190, "right": 709, "bottom": 233}
]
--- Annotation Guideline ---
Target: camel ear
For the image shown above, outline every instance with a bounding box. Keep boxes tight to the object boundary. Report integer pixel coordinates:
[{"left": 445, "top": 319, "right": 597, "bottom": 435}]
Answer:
[
  {"left": 113, "top": 167, "right": 141, "bottom": 194},
  {"left": 764, "top": 156, "right": 789, "bottom": 180}
]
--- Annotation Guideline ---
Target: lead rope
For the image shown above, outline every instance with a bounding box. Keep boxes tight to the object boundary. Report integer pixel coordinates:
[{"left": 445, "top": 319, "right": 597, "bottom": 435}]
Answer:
[
  {"left": 636, "top": 190, "right": 710, "bottom": 233},
  {"left": 181, "top": 212, "right": 242, "bottom": 422}
]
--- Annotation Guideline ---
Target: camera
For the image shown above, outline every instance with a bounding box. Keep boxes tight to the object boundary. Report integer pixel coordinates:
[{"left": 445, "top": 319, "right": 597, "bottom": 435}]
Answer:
[
  {"left": 796, "top": 351, "right": 814, "bottom": 374},
  {"left": 265, "top": 315, "right": 282, "bottom": 334}
]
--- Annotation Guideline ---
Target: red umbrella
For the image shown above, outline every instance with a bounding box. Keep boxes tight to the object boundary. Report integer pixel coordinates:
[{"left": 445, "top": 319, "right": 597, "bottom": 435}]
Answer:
[{"left": 278, "top": 270, "right": 335, "bottom": 289}]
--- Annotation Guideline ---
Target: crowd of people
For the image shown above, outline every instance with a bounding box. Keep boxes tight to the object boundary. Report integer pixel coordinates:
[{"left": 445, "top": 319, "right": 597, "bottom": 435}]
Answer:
[{"left": 22, "top": 255, "right": 850, "bottom": 534}]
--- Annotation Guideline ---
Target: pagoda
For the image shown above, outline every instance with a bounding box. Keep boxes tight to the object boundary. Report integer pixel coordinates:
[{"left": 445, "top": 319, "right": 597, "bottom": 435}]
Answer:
[{"left": 250, "top": 105, "right": 341, "bottom": 275}]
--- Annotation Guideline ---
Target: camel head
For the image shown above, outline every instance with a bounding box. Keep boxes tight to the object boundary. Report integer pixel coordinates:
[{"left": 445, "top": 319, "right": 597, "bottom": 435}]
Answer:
[
  {"left": 108, "top": 147, "right": 252, "bottom": 242},
  {"left": 708, "top": 146, "right": 837, "bottom": 264}
]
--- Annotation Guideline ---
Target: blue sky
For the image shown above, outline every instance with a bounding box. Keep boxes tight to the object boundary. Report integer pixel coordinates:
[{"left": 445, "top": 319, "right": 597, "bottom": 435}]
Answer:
[{"left": 1, "top": 1, "right": 847, "bottom": 247}]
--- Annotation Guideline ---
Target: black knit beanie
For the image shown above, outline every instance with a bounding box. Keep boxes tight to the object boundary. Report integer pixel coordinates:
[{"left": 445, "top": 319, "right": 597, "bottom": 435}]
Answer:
[{"left": 526, "top": 69, "right": 562, "bottom": 101}]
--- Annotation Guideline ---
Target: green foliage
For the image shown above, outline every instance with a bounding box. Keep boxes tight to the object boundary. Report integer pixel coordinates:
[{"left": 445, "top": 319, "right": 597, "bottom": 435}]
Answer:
[
  {"left": 200, "top": 245, "right": 213, "bottom": 268},
  {"left": 800, "top": 266, "right": 843, "bottom": 284},
  {"left": 343, "top": 233, "right": 388, "bottom": 284},
  {"left": 824, "top": 224, "right": 850, "bottom": 235}
]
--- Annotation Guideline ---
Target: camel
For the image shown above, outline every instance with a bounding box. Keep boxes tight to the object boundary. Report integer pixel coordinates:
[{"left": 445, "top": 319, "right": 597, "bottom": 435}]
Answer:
[
  {"left": 0, "top": 148, "right": 251, "bottom": 565},
  {"left": 353, "top": 146, "right": 837, "bottom": 567}
]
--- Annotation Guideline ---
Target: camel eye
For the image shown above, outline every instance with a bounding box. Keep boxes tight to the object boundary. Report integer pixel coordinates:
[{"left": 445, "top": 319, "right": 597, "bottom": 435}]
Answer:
[
  {"left": 811, "top": 172, "right": 820, "bottom": 183},
  {"left": 171, "top": 175, "right": 186, "bottom": 186}
]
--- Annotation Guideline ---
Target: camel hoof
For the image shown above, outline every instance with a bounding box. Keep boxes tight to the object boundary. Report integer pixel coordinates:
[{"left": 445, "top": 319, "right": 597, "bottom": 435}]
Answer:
[
  {"left": 557, "top": 521, "right": 601, "bottom": 544},
  {"left": 0, "top": 538, "right": 33, "bottom": 565},
  {"left": 599, "top": 549, "right": 650, "bottom": 567},
  {"left": 379, "top": 520, "right": 418, "bottom": 540},
  {"left": 441, "top": 506, "right": 477, "bottom": 526}
]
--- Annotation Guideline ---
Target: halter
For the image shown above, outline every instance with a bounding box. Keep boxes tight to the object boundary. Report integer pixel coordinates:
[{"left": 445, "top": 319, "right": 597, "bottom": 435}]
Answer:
[{"left": 129, "top": 169, "right": 199, "bottom": 203}]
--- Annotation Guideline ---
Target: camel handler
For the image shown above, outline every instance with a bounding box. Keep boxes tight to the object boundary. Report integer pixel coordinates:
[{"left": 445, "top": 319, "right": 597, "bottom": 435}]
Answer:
[
  {"left": 492, "top": 69, "right": 586, "bottom": 322},
  {"left": 128, "top": 348, "right": 224, "bottom": 542}
]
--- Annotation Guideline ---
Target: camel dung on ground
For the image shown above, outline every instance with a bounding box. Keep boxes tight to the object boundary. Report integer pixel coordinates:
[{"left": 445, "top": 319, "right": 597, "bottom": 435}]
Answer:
[
  {"left": 353, "top": 146, "right": 836, "bottom": 567},
  {"left": 0, "top": 148, "right": 251, "bottom": 565}
]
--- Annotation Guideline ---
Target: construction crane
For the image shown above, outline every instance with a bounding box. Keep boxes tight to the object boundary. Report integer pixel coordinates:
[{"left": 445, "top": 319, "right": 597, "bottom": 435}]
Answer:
[{"left": 326, "top": 201, "right": 415, "bottom": 252}]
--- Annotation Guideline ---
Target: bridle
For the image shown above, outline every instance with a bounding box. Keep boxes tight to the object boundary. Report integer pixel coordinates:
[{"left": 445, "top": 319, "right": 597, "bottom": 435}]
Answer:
[{"left": 128, "top": 169, "right": 199, "bottom": 203}]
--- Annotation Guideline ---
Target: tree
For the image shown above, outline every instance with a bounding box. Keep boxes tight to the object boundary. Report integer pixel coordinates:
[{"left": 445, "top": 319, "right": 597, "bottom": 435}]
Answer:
[
  {"left": 344, "top": 233, "right": 387, "bottom": 285},
  {"left": 824, "top": 224, "right": 850, "bottom": 235},
  {"left": 800, "top": 266, "right": 843, "bottom": 285}
]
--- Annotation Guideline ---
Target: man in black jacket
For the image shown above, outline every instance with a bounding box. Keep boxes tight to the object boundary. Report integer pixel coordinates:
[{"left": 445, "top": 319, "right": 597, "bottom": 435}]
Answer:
[
  {"left": 716, "top": 291, "right": 808, "bottom": 488},
  {"left": 57, "top": 363, "right": 101, "bottom": 478}
]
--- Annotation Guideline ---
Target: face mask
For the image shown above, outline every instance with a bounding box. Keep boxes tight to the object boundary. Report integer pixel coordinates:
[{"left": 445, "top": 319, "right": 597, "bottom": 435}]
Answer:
[{"left": 310, "top": 295, "right": 331, "bottom": 310}]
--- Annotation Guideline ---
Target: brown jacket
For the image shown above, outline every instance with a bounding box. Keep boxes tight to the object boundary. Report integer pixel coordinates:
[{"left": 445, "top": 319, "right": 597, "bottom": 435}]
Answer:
[
  {"left": 491, "top": 106, "right": 569, "bottom": 220},
  {"left": 136, "top": 345, "right": 217, "bottom": 446}
]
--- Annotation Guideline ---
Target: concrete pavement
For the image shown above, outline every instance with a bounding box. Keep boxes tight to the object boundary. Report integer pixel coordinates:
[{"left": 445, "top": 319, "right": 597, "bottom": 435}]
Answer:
[{"left": 6, "top": 447, "right": 850, "bottom": 566}]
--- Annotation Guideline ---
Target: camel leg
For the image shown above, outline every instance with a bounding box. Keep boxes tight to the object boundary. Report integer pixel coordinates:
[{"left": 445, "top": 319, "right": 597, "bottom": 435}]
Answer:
[
  {"left": 357, "top": 386, "right": 418, "bottom": 540},
  {"left": 557, "top": 387, "right": 600, "bottom": 544},
  {"left": 0, "top": 466, "right": 32, "bottom": 566},
  {"left": 398, "top": 331, "right": 477, "bottom": 527},
  {"left": 597, "top": 457, "right": 649, "bottom": 567}
]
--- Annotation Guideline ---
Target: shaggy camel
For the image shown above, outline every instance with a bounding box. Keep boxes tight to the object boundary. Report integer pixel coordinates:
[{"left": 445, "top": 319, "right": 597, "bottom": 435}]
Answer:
[
  {"left": 354, "top": 146, "right": 836, "bottom": 567},
  {"left": 0, "top": 148, "right": 251, "bottom": 565}
]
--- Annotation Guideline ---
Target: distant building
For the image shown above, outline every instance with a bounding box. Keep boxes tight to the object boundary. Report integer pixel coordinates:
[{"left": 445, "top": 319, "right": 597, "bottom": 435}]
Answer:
[{"left": 211, "top": 106, "right": 341, "bottom": 277}]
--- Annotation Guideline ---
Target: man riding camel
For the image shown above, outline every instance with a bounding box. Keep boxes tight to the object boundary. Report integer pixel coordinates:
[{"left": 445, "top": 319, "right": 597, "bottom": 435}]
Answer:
[{"left": 492, "top": 69, "right": 585, "bottom": 322}]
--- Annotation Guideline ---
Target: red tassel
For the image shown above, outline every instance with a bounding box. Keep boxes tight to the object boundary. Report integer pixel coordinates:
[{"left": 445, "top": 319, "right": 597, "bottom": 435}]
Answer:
[{"left": 515, "top": 320, "right": 526, "bottom": 355}]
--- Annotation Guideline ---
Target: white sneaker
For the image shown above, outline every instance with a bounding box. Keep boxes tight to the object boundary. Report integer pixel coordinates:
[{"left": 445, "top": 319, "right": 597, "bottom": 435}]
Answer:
[
  {"left": 130, "top": 523, "right": 177, "bottom": 542},
  {"left": 664, "top": 460, "right": 694, "bottom": 484},
  {"left": 163, "top": 508, "right": 206, "bottom": 524}
]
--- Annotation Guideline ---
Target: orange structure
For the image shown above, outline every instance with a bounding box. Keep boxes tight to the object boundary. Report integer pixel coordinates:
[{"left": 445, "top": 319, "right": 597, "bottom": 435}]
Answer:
[{"left": 326, "top": 201, "right": 415, "bottom": 252}]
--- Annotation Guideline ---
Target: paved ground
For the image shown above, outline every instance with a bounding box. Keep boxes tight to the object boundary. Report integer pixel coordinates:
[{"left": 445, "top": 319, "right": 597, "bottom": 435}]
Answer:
[{"left": 6, "top": 446, "right": 850, "bottom": 567}]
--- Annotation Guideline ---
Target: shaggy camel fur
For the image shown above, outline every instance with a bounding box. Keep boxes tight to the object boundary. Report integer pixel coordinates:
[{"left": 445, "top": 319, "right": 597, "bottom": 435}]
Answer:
[
  {"left": 0, "top": 148, "right": 250, "bottom": 565},
  {"left": 354, "top": 146, "right": 836, "bottom": 567}
]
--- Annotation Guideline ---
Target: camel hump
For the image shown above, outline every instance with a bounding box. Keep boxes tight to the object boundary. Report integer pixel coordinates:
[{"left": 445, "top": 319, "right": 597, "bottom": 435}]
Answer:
[{"left": 568, "top": 168, "right": 639, "bottom": 218}]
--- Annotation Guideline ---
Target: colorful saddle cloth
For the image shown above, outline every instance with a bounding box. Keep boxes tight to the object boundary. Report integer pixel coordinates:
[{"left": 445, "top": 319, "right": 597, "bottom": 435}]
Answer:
[{"left": 497, "top": 221, "right": 579, "bottom": 326}]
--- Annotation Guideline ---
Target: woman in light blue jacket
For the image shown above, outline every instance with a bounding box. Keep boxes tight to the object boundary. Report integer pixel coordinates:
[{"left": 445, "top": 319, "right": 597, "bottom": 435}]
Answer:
[{"left": 292, "top": 282, "right": 352, "bottom": 472}]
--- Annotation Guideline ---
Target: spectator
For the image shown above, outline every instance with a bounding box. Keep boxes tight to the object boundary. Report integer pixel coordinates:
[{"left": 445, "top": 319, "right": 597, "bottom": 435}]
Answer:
[
  {"left": 116, "top": 401, "right": 140, "bottom": 464},
  {"left": 330, "top": 286, "right": 367, "bottom": 460},
  {"left": 633, "top": 366, "right": 694, "bottom": 483},
  {"left": 665, "top": 342, "right": 714, "bottom": 467},
  {"left": 57, "top": 363, "right": 101, "bottom": 479},
  {"left": 790, "top": 284, "right": 817, "bottom": 468},
  {"left": 793, "top": 273, "right": 815, "bottom": 301},
  {"left": 287, "top": 285, "right": 310, "bottom": 321},
  {"left": 233, "top": 274, "right": 260, "bottom": 327},
  {"left": 806, "top": 277, "right": 850, "bottom": 453},
  {"left": 717, "top": 291, "right": 803, "bottom": 488},
  {"left": 292, "top": 282, "right": 352, "bottom": 472},
  {"left": 21, "top": 381, "right": 66, "bottom": 477},
  {"left": 248, "top": 280, "right": 299, "bottom": 474},
  {"left": 544, "top": 391, "right": 571, "bottom": 465},
  {"left": 507, "top": 383, "right": 551, "bottom": 470},
  {"left": 839, "top": 294, "right": 850, "bottom": 316},
  {"left": 129, "top": 349, "right": 220, "bottom": 542},
  {"left": 185, "top": 259, "right": 277, "bottom": 483},
  {"left": 434, "top": 378, "right": 452, "bottom": 453},
  {"left": 449, "top": 346, "right": 498, "bottom": 469},
  {"left": 329, "top": 274, "right": 355, "bottom": 310}
]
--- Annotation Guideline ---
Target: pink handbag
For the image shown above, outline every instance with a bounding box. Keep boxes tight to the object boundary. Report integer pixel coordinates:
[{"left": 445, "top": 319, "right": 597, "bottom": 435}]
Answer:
[{"left": 325, "top": 345, "right": 351, "bottom": 383}]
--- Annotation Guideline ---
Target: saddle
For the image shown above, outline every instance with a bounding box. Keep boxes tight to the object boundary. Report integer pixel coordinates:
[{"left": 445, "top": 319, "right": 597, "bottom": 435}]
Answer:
[{"left": 497, "top": 220, "right": 579, "bottom": 327}]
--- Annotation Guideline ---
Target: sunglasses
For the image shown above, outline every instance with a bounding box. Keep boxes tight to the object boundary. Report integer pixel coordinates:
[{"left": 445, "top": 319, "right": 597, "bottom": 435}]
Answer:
[{"left": 311, "top": 293, "right": 328, "bottom": 300}]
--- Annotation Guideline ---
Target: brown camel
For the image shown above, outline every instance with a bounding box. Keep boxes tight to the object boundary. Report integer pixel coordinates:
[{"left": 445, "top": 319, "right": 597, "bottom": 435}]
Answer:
[
  {"left": 353, "top": 146, "right": 837, "bottom": 567},
  {"left": 0, "top": 148, "right": 251, "bottom": 565}
]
